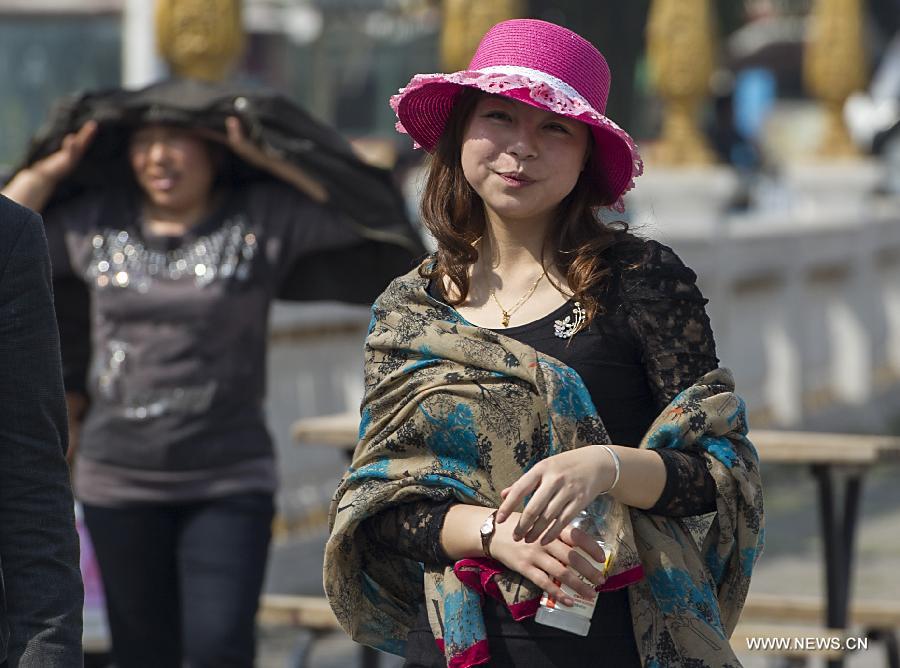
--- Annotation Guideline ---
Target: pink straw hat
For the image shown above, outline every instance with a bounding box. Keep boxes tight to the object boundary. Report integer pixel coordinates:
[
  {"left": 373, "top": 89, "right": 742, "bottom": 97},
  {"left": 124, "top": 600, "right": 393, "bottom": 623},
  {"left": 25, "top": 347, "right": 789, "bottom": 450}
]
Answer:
[{"left": 390, "top": 18, "right": 642, "bottom": 211}]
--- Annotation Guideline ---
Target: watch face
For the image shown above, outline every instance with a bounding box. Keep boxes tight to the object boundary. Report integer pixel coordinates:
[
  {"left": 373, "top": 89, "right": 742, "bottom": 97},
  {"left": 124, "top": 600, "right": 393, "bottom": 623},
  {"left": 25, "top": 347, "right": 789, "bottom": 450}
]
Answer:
[{"left": 480, "top": 516, "right": 493, "bottom": 536}]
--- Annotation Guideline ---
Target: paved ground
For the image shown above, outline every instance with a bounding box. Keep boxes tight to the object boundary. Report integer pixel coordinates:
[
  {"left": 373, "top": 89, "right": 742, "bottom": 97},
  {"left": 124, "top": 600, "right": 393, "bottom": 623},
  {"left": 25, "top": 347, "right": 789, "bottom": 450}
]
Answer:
[{"left": 258, "top": 459, "right": 900, "bottom": 668}]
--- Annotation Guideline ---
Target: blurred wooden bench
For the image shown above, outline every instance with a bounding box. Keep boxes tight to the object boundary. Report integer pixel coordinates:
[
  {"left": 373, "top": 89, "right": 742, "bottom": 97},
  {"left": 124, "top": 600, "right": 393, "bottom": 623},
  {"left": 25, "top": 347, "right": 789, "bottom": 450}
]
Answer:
[
  {"left": 259, "top": 594, "right": 340, "bottom": 630},
  {"left": 738, "top": 593, "right": 900, "bottom": 666},
  {"left": 258, "top": 594, "right": 381, "bottom": 668}
]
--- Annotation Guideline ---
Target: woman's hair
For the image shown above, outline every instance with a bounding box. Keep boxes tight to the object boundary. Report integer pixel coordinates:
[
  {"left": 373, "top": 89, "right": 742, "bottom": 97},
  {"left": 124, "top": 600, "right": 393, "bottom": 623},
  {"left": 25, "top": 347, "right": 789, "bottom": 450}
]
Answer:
[{"left": 418, "top": 88, "right": 640, "bottom": 326}]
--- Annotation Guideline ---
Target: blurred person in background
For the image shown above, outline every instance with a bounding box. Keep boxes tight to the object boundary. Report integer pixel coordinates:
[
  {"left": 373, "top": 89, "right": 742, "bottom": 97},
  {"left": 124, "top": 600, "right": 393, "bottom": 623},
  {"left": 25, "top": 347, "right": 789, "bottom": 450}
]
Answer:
[
  {"left": 1, "top": 79, "right": 423, "bottom": 668},
  {"left": 0, "top": 194, "right": 82, "bottom": 667},
  {"left": 325, "top": 18, "right": 764, "bottom": 668}
]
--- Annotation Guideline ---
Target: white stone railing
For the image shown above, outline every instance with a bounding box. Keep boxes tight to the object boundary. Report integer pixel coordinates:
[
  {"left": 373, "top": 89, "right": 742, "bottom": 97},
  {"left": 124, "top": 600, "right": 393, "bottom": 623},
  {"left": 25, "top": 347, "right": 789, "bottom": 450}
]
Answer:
[
  {"left": 664, "top": 203, "right": 900, "bottom": 428},
  {"left": 632, "top": 163, "right": 900, "bottom": 430}
]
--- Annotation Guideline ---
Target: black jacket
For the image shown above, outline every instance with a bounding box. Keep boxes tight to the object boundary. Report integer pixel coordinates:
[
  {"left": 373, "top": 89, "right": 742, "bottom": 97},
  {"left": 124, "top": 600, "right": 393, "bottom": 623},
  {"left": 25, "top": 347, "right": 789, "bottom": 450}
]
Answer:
[
  {"left": 0, "top": 195, "right": 83, "bottom": 666},
  {"left": 21, "top": 78, "right": 424, "bottom": 262}
]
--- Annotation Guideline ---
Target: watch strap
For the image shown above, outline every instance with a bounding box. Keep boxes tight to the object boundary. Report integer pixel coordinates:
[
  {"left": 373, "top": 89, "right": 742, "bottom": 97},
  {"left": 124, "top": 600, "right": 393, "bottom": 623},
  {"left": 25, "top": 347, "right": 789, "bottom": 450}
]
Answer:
[{"left": 481, "top": 509, "right": 499, "bottom": 558}]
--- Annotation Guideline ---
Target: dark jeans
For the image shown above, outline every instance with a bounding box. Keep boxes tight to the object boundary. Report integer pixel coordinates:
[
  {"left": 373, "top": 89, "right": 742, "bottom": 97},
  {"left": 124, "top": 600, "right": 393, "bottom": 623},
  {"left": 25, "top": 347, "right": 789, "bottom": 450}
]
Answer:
[{"left": 83, "top": 492, "right": 275, "bottom": 668}]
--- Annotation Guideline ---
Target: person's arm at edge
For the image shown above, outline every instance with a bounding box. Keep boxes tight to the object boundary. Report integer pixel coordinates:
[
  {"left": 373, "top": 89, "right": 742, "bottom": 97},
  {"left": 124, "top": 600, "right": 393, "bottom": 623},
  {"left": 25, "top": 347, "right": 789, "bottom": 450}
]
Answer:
[
  {"left": 0, "top": 198, "right": 83, "bottom": 666},
  {"left": 65, "top": 392, "right": 88, "bottom": 467}
]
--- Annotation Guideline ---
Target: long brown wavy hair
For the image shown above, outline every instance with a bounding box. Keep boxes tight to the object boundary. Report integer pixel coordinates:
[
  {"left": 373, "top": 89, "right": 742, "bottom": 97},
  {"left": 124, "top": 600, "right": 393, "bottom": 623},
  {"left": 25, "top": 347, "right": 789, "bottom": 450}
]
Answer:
[{"left": 418, "top": 88, "right": 639, "bottom": 326}]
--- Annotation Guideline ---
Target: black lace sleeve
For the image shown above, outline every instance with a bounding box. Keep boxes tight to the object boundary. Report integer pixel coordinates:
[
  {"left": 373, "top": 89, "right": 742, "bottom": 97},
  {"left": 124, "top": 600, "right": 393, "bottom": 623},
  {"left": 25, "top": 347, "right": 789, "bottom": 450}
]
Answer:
[
  {"left": 361, "top": 499, "right": 456, "bottom": 567},
  {"left": 619, "top": 240, "right": 721, "bottom": 516},
  {"left": 620, "top": 240, "right": 719, "bottom": 407},
  {"left": 650, "top": 449, "right": 718, "bottom": 516}
]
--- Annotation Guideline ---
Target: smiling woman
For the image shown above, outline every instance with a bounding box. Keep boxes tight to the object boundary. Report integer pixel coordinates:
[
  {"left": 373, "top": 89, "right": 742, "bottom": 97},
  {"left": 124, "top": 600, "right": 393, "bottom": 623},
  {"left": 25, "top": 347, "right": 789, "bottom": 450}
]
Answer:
[
  {"left": 461, "top": 96, "right": 590, "bottom": 227},
  {"left": 127, "top": 125, "right": 218, "bottom": 233},
  {"left": 324, "top": 17, "right": 764, "bottom": 668}
]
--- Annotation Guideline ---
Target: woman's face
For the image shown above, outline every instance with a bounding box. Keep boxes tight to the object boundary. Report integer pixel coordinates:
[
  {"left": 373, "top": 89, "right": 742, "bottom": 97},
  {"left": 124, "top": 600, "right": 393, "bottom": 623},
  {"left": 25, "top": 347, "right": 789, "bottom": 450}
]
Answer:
[
  {"left": 129, "top": 124, "right": 215, "bottom": 213},
  {"left": 460, "top": 95, "right": 590, "bottom": 228}
]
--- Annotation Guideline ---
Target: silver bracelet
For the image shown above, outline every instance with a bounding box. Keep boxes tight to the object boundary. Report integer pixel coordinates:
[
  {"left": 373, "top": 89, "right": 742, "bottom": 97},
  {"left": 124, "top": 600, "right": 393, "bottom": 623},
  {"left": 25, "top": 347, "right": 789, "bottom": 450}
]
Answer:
[{"left": 595, "top": 444, "right": 621, "bottom": 495}]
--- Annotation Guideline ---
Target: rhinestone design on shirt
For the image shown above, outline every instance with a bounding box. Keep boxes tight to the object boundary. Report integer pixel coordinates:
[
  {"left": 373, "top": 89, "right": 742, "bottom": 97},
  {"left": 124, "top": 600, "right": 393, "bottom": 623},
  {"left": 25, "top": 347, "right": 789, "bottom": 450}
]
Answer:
[
  {"left": 93, "top": 336, "right": 219, "bottom": 421},
  {"left": 85, "top": 216, "right": 258, "bottom": 292}
]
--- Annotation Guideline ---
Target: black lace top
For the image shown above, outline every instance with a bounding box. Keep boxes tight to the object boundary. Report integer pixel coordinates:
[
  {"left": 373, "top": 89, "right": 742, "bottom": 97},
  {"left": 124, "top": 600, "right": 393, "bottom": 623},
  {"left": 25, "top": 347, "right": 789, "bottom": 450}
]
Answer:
[{"left": 362, "top": 239, "right": 720, "bottom": 567}]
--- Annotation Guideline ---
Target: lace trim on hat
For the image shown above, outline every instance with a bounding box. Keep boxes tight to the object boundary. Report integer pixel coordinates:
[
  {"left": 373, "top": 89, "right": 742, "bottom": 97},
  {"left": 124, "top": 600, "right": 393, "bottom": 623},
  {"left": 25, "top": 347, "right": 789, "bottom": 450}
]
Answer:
[
  {"left": 390, "top": 70, "right": 644, "bottom": 212},
  {"left": 478, "top": 65, "right": 586, "bottom": 103}
]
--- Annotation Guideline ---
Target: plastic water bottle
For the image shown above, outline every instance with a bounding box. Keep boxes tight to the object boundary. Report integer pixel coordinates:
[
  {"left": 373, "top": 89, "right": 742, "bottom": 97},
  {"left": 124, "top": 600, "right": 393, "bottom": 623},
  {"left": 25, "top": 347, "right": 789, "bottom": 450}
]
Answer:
[{"left": 534, "top": 497, "right": 616, "bottom": 636}]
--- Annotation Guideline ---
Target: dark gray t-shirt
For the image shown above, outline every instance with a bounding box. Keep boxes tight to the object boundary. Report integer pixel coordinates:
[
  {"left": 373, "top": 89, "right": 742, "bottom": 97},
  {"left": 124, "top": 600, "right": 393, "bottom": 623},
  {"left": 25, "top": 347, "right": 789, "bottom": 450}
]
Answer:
[{"left": 48, "top": 180, "right": 405, "bottom": 505}]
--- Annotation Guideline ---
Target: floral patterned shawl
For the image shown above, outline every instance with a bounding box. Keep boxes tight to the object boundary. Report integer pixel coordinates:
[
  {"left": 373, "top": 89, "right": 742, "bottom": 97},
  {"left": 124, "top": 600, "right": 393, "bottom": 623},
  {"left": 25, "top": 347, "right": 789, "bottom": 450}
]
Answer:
[{"left": 323, "top": 266, "right": 764, "bottom": 667}]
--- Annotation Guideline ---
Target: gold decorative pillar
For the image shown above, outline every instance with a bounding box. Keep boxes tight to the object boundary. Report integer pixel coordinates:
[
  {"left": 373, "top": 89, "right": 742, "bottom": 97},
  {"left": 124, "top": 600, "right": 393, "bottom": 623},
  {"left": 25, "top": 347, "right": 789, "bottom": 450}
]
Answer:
[
  {"left": 440, "top": 0, "right": 525, "bottom": 71},
  {"left": 804, "top": 0, "right": 868, "bottom": 158},
  {"left": 156, "top": 0, "right": 244, "bottom": 81},
  {"left": 645, "top": 0, "right": 717, "bottom": 165}
]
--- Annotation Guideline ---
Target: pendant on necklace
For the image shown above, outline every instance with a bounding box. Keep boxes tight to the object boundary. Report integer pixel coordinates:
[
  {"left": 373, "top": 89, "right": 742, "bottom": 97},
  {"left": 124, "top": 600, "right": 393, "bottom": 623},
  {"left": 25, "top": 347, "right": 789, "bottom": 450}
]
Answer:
[{"left": 501, "top": 313, "right": 511, "bottom": 327}]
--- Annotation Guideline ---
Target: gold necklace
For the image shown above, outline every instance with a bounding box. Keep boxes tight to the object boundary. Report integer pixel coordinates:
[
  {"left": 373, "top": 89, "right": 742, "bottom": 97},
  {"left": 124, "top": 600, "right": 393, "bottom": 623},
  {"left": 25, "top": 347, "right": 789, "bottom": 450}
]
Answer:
[{"left": 490, "top": 273, "right": 545, "bottom": 327}]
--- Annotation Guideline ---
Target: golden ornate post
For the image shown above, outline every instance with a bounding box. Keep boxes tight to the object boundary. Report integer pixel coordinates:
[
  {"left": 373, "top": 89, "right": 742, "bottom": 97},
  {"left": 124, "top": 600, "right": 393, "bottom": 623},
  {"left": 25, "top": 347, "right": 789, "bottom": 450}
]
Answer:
[
  {"left": 440, "top": 0, "right": 526, "bottom": 72},
  {"left": 645, "top": 0, "right": 717, "bottom": 165},
  {"left": 156, "top": 0, "right": 244, "bottom": 82},
  {"left": 804, "top": 0, "right": 868, "bottom": 158}
]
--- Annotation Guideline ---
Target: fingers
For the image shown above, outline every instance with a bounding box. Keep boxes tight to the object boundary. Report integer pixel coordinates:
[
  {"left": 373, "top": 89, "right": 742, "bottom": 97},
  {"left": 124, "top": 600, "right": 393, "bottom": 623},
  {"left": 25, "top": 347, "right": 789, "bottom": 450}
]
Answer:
[
  {"left": 564, "top": 527, "right": 606, "bottom": 568},
  {"left": 193, "top": 117, "right": 245, "bottom": 147},
  {"left": 34, "top": 121, "right": 98, "bottom": 182},
  {"left": 568, "top": 550, "right": 606, "bottom": 589},
  {"left": 496, "top": 471, "right": 540, "bottom": 524},
  {"left": 534, "top": 551, "right": 596, "bottom": 600},
  {"left": 546, "top": 536, "right": 606, "bottom": 589},
  {"left": 523, "top": 515, "right": 553, "bottom": 544},
  {"left": 538, "top": 498, "right": 583, "bottom": 546},
  {"left": 525, "top": 566, "right": 574, "bottom": 607},
  {"left": 220, "top": 116, "right": 269, "bottom": 167},
  {"left": 514, "top": 476, "right": 562, "bottom": 541},
  {"left": 77, "top": 120, "right": 98, "bottom": 143},
  {"left": 68, "top": 121, "right": 98, "bottom": 158},
  {"left": 525, "top": 491, "right": 571, "bottom": 543},
  {"left": 225, "top": 116, "right": 244, "bottom": 143},
  {"left": 518, "top": 478, "right": 588, "bottom": 544}
]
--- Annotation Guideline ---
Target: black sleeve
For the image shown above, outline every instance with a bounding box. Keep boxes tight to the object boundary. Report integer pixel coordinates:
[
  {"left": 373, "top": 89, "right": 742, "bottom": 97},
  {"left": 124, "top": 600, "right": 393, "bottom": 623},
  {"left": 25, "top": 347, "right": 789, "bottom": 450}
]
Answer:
[
  {"left": 621, "top": 241, "right": 720, "bottom": 407},
  {"left": 278, "top": 236, "right": 422, "bottom": 305},
  {"left": 361, "top": 499, "right": 456, "bottom": 567},
  {"left": 0, "top": 199, "right": 84, "bottom": 665},
  {"left": 52, "top": 277, "right": 90, "bottom": 396},
  {"left": 44, "top": 201, "right": 91, "bottom": 397},
  {"left": 621, "top": 241, "right": 720, "bottom": 516},
  {"left": 649, "top": 450, "right": 719, "bottom": 516},
  {"left": 248, "top": 181, "right": 423, "bottom": 305}
]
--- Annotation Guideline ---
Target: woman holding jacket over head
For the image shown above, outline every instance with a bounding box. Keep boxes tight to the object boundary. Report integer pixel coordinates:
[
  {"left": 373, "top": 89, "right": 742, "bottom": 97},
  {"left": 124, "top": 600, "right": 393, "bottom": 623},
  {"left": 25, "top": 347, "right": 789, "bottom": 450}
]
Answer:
[{"left": 2, "top": 79, "right": 424, "bottom": 668}]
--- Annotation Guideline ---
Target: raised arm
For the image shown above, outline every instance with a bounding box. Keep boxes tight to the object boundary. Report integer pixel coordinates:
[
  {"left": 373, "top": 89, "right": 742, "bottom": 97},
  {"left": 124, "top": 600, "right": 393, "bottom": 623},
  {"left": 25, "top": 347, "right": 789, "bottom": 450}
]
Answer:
[
  {"left": 211, "top": 117, "right": 329, "bottom": 204},
  {"left": 1, "top": 121, "right": 97, "bottom": 213}
]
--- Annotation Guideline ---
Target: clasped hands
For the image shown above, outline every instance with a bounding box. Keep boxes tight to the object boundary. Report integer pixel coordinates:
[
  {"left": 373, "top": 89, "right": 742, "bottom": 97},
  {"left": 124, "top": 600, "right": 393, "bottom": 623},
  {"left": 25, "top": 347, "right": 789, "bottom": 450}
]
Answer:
[{"left": 488, "top": 446, "right": 618, "bottom": 606}]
